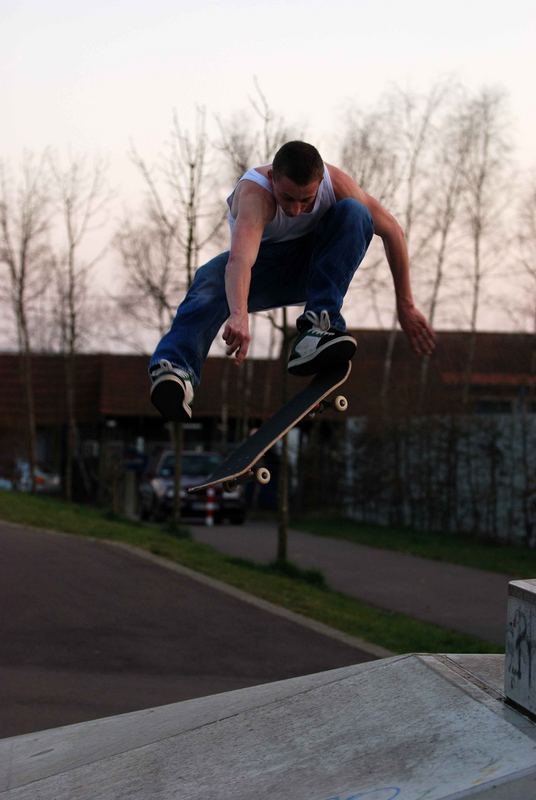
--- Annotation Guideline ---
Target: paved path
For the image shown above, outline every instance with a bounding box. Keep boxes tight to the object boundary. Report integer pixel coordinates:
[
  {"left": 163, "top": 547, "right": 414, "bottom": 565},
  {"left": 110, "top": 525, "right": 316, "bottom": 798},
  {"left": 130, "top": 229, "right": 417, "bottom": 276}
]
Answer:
[
  {"left": 194, "top": 521, "right": 516, "bottom": 645},
  {"left": 0, "top": 521, "right": 374, "bottom": 739}
]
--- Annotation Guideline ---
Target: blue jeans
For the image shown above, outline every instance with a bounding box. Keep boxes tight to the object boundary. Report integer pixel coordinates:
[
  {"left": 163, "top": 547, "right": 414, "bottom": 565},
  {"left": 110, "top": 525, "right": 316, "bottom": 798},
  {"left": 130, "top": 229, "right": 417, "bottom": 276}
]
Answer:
[{"left": 150, "top": 198, "right": 373, "bottom": 385}]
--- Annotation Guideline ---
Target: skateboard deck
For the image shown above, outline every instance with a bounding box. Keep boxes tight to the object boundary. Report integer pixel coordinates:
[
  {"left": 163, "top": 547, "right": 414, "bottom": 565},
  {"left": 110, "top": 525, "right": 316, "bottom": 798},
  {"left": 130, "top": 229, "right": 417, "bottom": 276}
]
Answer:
[{"left": 188, "top": 361, "right": 351, "bottom": 493}]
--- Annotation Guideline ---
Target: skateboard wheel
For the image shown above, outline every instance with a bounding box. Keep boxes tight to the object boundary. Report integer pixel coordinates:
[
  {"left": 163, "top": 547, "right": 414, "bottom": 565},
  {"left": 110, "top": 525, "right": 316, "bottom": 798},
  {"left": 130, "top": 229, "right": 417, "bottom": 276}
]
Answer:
[
  {"left": 255, "top": 467, "right": 271, "bottom": 485},
  {"left": 334, "top": 395, "right": 348, "bottom": 412}
]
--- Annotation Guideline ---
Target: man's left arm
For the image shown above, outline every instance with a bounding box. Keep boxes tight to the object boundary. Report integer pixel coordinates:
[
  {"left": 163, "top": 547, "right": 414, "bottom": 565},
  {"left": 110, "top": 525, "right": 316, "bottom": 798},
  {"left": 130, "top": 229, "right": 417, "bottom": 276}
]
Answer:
[{"left": 329, "top": 165, "right": 436, "bottom": 356}]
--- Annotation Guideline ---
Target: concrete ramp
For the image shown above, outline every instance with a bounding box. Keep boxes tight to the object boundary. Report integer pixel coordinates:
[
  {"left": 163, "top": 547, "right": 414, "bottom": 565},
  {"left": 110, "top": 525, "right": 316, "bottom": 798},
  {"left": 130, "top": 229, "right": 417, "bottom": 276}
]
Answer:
[{"left": 2, "top": 653, "right": 536, "bottom": 799}]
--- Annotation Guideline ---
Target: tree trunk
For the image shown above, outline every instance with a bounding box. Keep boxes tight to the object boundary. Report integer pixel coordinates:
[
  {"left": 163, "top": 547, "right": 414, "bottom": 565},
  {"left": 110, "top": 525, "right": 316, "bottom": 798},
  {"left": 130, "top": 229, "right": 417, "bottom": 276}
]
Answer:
[
  {"left": 64, "top": 352, "right": 77, "bottom": 500},
  {"left": 277, "top": 308, "right": 290, "bottom": 564},
  {"left": 19, "top": 345, "right": 38, "bottom": 493},
  {"left": 171, "top": 421, "right": 184, "bottom": 533}
]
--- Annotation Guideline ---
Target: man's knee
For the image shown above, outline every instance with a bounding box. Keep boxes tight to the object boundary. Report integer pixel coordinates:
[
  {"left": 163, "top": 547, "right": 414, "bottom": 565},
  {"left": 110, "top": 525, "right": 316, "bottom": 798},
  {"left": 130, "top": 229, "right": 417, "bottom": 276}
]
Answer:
[
  {"left": 333, "top": 198, "right": 374, "bottom": 241},
  {"left": 191, "top": 252, "right": 228, "bottom": 296}
]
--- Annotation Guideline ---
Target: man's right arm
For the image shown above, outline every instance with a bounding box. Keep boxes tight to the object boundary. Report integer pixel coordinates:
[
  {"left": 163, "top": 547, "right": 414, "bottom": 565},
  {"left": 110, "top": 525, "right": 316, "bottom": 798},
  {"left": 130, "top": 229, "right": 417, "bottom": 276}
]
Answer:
[{"left": 222, "top": 184, "right": 271, "bottom": 364}]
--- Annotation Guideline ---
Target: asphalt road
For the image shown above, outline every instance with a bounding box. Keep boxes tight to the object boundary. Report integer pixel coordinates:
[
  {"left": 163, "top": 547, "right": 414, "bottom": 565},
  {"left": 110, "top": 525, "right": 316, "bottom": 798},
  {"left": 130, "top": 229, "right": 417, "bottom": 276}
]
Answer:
[{"left": 0, "top": 521, "right": 373, "bottom": 739}]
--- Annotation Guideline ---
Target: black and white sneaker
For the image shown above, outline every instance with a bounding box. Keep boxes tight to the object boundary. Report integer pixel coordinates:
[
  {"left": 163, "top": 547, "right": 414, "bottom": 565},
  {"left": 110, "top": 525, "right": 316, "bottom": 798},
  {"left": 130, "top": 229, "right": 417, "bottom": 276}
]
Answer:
[
  {"left": 149, "top": 360, "right": 194, "bottom": 422},
  {"left": 287, "top": 311, "right": 357, "bottom": 376}
]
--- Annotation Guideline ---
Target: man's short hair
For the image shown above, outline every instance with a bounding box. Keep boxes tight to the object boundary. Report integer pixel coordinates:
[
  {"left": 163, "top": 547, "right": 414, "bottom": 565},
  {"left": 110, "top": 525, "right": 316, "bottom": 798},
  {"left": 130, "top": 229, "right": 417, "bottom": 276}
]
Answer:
[{"left": 272, "top": 141, "right": 324, "bottom": 185}]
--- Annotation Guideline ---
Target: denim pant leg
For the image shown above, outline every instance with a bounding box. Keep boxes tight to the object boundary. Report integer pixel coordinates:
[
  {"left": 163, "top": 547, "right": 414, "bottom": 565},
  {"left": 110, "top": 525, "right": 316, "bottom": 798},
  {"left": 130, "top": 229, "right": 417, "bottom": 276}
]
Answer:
[
  {"left": 150, "top": 200, "right": 373, "bottom": 382},
  {"left": 150, "top": 238, "right": 312, "bottom": 385},
  {"left": 297, "top": 198, "right": 374, "bottom": 332},
  {"left": 150, "top": 252, "right": 230, "bottom": 384},
  {"left": 247, "top": 236, "right": 312, "bottom": 313}
]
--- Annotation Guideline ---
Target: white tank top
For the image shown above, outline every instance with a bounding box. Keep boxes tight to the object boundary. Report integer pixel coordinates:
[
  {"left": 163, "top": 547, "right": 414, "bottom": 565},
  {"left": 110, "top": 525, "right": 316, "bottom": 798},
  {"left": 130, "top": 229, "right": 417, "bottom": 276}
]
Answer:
[{"left": 226, "top": 164, "right": 337, "bottom": 243}]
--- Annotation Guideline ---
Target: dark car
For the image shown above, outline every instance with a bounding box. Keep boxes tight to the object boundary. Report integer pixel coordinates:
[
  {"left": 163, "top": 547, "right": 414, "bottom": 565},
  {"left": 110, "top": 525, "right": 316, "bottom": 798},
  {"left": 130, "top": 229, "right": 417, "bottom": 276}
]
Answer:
[{"left": 138, "top": 450, "right": 246, "bottom": 524}]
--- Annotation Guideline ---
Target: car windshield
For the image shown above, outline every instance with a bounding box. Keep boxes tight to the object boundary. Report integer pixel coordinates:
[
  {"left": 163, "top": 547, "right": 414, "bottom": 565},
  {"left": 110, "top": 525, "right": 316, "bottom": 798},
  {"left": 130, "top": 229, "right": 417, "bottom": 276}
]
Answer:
[{"left": 158, "top": 453, "right": 221, "bottom": 478}]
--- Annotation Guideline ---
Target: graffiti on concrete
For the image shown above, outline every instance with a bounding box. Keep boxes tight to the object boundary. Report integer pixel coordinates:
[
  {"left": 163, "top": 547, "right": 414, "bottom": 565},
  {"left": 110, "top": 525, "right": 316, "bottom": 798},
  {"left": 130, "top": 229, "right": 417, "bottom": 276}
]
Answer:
[{"left": 505, "top": 604, "right": 533, "bottom": 691}]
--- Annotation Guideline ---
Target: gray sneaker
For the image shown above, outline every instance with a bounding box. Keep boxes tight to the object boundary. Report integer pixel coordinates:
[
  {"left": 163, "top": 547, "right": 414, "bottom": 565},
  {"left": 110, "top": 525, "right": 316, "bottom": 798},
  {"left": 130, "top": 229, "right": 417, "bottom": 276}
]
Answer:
[
  {"left": 149, "top": 360, "right": 194, "bottom": 422},
  {"left": 288, "top": 311, "right": 357, "bottom": 376}
]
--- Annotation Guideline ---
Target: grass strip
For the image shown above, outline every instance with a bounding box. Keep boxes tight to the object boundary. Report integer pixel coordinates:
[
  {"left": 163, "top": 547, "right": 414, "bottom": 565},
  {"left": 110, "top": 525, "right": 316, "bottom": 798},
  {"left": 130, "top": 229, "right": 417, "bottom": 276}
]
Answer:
[
  {"left": 291, "top": 515, "right": 534, "bottom": 577},
  {"left": 0, "top": 492, "right": 502, "bottom": 655}
]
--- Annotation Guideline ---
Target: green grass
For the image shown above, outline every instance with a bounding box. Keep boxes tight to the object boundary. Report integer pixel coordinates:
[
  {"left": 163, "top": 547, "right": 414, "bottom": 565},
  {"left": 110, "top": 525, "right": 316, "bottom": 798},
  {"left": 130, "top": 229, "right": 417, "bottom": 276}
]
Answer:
[
  {"left": 0, "top": 491, "right": 502, "bottom": 655},
  {"left": 291, "top": 514, "right": 534, "bottom": 577}
]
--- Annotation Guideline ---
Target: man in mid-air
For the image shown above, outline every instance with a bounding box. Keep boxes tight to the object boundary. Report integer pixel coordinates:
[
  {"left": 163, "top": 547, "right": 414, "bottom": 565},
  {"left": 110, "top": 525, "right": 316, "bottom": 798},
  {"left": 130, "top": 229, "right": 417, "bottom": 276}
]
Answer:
[{"left": 149, "top": 140, "right": 435, "bottom": 421}]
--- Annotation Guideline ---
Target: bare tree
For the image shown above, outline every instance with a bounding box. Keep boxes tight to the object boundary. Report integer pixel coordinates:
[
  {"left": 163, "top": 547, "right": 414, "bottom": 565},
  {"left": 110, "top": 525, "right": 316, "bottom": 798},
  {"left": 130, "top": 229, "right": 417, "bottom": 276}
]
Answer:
[
  {"left": 117, "top": 108, "right": 225, "bottom": 528},
  {"left": 216, "top": 78, "right": 298, "bottom": 357},
  {"left": 217, "top": 81, "right": 299, "bottom": 561},
  {"left": 516, "top": 177, "right": 536, "bottom": 543},
  {"left": 115, "top": 212, "right": 181, "bottom": 341},
  {"left": 216, "top": 78, "right": 295, "bottom": 184},
  {"left": 340, "top": 104, "right": 403, "bottom": 203},
  {"left": 418, "top": 89, "right": 472, "bottom": 406},
  {"left": 215, "top": 110, "right": 256, "bottom": 185},
  {"left": 339, "top": 99, "right": 404, "bottom": 328},
  {"left": 116, "top": 108, "right": 225, "bottom": 344},
  {"left": 339, "top": 83, "right": 453, "bottom": 396},
  {"left": 216, "top": 78, "right": 299, "bottom": 362},
  {"left": 517, "top": 177, "right": 536, "bottom": 334},
  {"left": 0, "top": 153, "right": 51, "bottom": 489},
  {"left": 379, "top": 83, "right": 451, "bottom": 406},
  {"left": 165, "top": 109, "right": 227, "bottom": 288},
  {"left": 340, "top": 85, "right": 453, "bottom": 534},
  {"left": 340, "top": 84, "right": 469, "bottom": 534},
  {"left": 458, "top": 88, "right": 511, "bottom": 406},
  {"left": 49, "top": 151, "right": 109, "bottom": 500}
]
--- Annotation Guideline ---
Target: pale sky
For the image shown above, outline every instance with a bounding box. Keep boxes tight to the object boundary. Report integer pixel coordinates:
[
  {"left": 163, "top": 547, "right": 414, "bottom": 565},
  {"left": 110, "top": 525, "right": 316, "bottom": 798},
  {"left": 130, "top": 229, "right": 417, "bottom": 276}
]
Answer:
[
  {"left": 1, "top": 0, "right": 535, "bottom": 347},
  {"left": 3, "top": 0, "right": 535, "bottom": 169}
]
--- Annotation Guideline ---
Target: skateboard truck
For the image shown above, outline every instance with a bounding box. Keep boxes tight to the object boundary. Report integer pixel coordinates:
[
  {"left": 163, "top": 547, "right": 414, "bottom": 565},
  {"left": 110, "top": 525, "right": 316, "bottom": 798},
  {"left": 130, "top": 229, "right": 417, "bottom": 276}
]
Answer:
[
  {"left": 309, "top": 393, "right": 348, "bottom": 418},
  {"left": 223, "top": 466, "right": 271, "bottom": 492}
]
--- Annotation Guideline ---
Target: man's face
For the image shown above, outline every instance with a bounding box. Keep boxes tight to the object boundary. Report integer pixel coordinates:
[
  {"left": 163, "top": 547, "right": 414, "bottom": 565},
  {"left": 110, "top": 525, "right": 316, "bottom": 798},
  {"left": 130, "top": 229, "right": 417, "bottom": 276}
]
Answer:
[{"left": 269, "top": 171, "right": 322, "bottom": 217}]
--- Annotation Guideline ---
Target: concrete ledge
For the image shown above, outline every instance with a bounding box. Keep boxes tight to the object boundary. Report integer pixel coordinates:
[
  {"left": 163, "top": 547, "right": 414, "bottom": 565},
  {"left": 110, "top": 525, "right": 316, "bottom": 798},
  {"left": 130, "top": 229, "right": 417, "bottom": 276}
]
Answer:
[
  {"left": 507, "top": 579, "right": 536, "bottom": 604},
  {"left": 505, "top": 579, "right": 536, "bottom": 716},
  {"left": 4, "top": 653, "right": 536, "bottom": 800}
]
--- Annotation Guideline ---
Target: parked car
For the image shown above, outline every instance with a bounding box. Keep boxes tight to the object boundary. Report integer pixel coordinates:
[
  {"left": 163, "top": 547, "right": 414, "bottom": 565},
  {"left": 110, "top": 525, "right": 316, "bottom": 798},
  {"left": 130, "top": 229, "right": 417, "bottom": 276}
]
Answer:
[
  {"left": 14, "top": 459, "right": 61, "bottom": 493},
  {"left": 138, "top": 450, "right": 246, "bottom": 524}
]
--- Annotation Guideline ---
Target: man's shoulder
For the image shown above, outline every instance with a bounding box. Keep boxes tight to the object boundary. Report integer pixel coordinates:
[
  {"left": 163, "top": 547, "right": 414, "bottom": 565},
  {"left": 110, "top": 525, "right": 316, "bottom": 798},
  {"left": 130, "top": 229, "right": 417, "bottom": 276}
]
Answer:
[
  {"left": 325, "top": 164, "right": 367, "bottom": 202},
  {"left": 231, "top": 172, "right": 275, "bottom": 222},
  {"left": 251, "top": 164, "right": 271, "bottom": 179}
]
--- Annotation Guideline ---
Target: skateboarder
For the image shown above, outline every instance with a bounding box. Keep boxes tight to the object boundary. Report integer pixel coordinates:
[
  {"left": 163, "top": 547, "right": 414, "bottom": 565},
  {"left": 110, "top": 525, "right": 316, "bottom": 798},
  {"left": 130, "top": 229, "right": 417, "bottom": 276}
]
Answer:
[{"left": 150, "top": 140, "right": 435, "bottom": 422}]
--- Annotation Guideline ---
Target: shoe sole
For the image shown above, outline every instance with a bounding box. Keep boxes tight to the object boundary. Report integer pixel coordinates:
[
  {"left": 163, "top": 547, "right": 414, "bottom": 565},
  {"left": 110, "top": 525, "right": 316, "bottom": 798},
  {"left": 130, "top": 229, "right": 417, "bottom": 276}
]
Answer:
[
  {"left": 150, "top": 377, "right": 193, "bottom": 422},
  {"left": 288, "top": 337, "right": 357, "bottom": 376}
]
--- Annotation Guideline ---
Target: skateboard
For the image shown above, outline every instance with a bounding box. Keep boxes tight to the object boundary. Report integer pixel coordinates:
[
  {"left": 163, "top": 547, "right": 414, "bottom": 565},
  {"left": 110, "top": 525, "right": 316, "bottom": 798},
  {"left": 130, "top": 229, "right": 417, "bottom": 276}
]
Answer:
[{"left": 188, "top": 361, "right": 351, "bottom": 493}]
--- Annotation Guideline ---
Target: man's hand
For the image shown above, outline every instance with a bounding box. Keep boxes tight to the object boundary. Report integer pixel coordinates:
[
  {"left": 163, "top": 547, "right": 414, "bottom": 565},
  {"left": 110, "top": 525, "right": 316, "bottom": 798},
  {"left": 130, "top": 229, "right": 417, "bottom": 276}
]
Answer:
[
  {"left": 397, "top": 303, "right": 436, "bottom": 356},
  {"left": 222, "top": 311, "right": 250, "bottom": 365}
]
